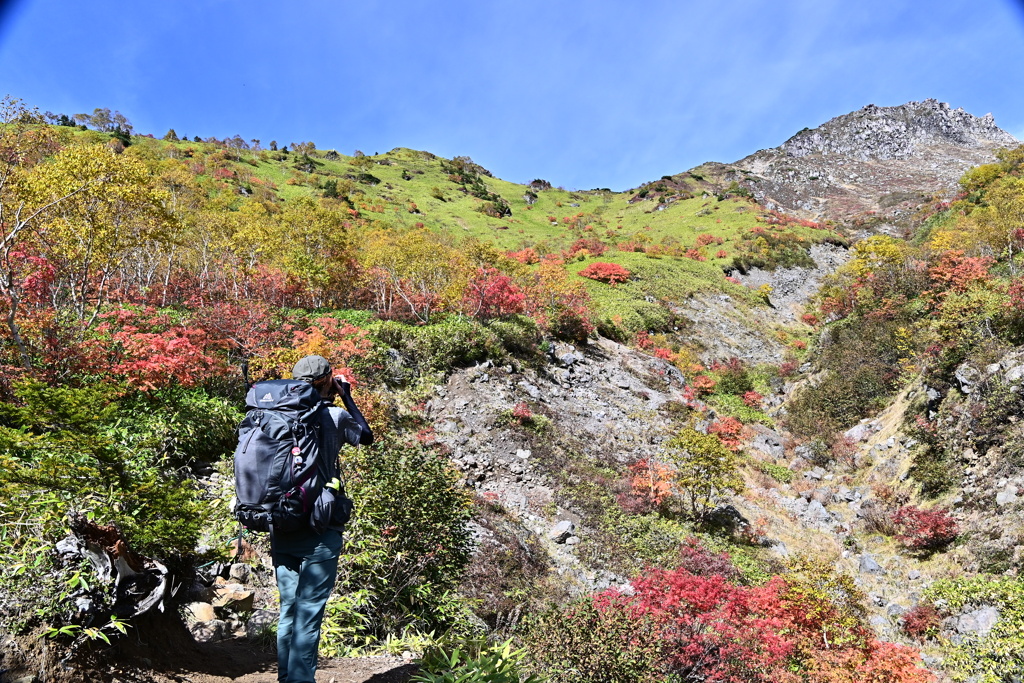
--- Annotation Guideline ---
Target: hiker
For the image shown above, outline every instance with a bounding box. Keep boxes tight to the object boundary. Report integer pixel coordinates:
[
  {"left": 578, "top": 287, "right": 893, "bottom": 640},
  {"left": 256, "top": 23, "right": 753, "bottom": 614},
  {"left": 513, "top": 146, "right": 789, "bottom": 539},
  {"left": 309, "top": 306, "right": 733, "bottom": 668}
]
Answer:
[{"left": 272, "top": 354, "right": 373, "bottom": 683}]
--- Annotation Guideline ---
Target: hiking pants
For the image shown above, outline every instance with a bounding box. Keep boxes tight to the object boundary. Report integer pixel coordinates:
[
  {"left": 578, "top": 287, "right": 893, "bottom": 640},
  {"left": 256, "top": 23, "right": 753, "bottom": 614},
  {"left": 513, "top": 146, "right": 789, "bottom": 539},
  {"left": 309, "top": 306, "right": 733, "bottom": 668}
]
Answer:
[{"left": 271, "top": 528, "right": 343, "bottom": 683}]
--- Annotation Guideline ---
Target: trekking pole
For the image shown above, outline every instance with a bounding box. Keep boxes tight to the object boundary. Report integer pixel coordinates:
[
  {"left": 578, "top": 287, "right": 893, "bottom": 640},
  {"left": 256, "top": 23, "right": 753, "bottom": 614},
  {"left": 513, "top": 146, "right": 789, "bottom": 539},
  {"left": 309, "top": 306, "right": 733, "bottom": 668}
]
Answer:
[{"left": 241, "top": 358, "right": 252, "bottom": 392}]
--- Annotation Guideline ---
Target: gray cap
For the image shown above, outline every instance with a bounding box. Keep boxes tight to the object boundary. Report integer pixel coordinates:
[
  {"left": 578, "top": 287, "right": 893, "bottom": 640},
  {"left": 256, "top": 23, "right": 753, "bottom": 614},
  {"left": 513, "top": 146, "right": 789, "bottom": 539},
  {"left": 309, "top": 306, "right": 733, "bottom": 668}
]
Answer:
[{"left": 292, "top": 355, "right": 331, "bottom": 382}]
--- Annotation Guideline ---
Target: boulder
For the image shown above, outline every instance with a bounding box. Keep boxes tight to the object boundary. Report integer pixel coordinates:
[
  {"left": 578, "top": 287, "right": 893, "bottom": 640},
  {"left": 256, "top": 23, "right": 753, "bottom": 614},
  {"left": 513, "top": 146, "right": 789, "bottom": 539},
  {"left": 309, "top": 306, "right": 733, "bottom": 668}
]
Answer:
[
  {"left": 749, "top": 428, "right": 786, "bottom": 459},
  {"left": 210, "top": 584, "right": 254, "bottom": 612},
  {"left": 859, "top": 554, "right": 886, "bottom": 576},
  {"left": 186, "top": 602, "right": 217, "bottom": 622},
  {"left": 996, "top": 486, "right": 1018, "bottom": 507},
  {"left": 549, "top": 520, "right": 575, "bottom": 544},
  {"left": 954, "top": 364, "right": 981, "bottom": 393},
  {"left": 887, "top": 602, "right": 908, "bottom": 617},
  {"left": 957, "top": 606, "right": 999, "bottom": 638},
  {"left": 190, "top": 619, "right": 229, "bottom": 643},
  {"left": 245, "top": 609, "right": 279, "bottom": 640},
  {"left": 843, "top": 421, "right": 876, "bottom": 443},
  {"left": 228, "top": 563, "right": 251, "bottom": 583}
]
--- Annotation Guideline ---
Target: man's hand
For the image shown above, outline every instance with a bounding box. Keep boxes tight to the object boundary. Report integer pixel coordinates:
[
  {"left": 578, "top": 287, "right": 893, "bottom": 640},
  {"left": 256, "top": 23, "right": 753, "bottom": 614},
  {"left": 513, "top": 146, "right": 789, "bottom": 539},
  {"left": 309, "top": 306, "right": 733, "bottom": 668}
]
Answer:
[{"left": 332, "top": 375, "right": 351, "bottom": 397}]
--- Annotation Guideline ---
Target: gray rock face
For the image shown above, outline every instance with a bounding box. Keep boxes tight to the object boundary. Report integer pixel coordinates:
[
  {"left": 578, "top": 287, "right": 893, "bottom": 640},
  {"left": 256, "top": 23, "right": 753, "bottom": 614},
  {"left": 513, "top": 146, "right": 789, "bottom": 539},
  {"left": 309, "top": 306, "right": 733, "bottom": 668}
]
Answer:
[
  {"left": 954, "top": 364, "right": 981, "bottom": 394},
  {"left": 996, "top": 486, "right": 1018, "bottom": 507},
  {"left": 730, "top": 244, "right": 850, "bottom": 321},
  {"left": 748, "top": 426, "right": 787, "bottom": 459},
  {"left": 549, "top": 520, "right": 575, "bottom": 544},
  {"left": 859, "top": 554, "right": 886, "bottom": 576},
  {"left": 956, "top": 606, "right": 1000, "bottom": 638},
  {"left": 726, "top": 100, "right": 1017, "bottom": 223},
  {"left": 778, "top": 100, "right": 1016, "bottom": 162}
]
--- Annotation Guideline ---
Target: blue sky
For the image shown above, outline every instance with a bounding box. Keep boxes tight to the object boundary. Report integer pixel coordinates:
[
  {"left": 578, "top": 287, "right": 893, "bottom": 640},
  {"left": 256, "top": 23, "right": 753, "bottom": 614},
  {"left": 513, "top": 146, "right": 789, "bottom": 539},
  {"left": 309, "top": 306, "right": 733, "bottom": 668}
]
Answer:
[{"left": 1, "top": 0, "right": 1022, "bottom": 191}]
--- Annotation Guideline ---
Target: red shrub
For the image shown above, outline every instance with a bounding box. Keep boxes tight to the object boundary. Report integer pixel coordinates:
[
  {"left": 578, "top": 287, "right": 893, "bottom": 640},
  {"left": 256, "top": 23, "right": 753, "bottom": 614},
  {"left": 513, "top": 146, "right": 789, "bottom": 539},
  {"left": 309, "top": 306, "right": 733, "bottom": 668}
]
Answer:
[
  {"left": 511, "top": 401, "right": 532, "bottom": 422},
  {"left": 619, "top": 458, "right": 674, "bottom": 514},
  {"left": 691, "top": 374, "right": 716, "bottom": 396},
  {"left": 462, "top": 267, "right": 526, "bottom": 319},
  {"left": 716, "top": 249, "right": 729, "bottom": 259},
  {"left": 617, "top": 240, "right": 646, "bottom": 253},
  {"left": 578, "top": 262, "right": 631, "bottom": 285},
  {"left": 653, "top": 347, "right": 675, "bottom": 361},
  {"left": 893, "top": 505, "right": 958, "bottom": 551},
  {"left": 676, "top": 537, "right": 740, "bottom": 580},
  {"left": 604, "top": 566, "right": 938, "bottom": 683},
  {"left": 567, "top": 238, "right": 608, "bottom": 257},
  {"left": 110, "top": 326, "right": 225, "bottom": 391},
  {"left": 507, "top": 247, "right": 539, "bottom": 265},
  {"left": 709, "top": 417, "right": 744, "bottom": 451},
  {"left": 928, "top": 249, "right": 993, "bottom": 293},
  {"left": 801, "top": 313, "right": 820, "bottom": 326},
  {"left": 635, "top": 330, "right": 654, "bottom": 350},
  {"left": 742, "top": 390, "right": 763, "bottom": 408},
  {"left": 696, "top": 233, "right": 724, "bottom": 247},
  {"left": 683, "top": 248, "right": 706, "bottom": 261},
  {"left": 901, "top": 602, "right": 942, "bottom": 641}
]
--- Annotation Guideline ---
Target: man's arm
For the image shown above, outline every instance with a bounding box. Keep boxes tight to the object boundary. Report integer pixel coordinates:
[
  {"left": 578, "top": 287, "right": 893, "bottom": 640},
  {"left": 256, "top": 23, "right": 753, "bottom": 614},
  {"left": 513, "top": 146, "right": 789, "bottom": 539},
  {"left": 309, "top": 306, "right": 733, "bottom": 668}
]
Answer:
[{"left": 334, "top": 377, "right": 373, "bottom": 446}]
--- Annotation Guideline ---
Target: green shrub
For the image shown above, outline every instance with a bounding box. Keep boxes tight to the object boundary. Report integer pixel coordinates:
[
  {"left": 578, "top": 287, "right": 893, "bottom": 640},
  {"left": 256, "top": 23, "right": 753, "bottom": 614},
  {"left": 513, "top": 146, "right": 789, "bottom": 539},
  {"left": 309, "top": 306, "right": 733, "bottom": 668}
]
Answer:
[
  {"left": 925, "top": 576, "right": 1024, "bottom": 682},
  {"left": 705, "top": 393, "right": 774, "bottom": 427},
  {"left": 784, "top": 317, "right": 906, "bottom": 438},
  {"left": 370, "top": 316, "right": 500, "bottom": 380},
  {"left": 495, "top": 403, "right": 550, "bottom": 435},
  {"left": 524, "top": 597, "right": 664, "bottom": 683},
  {"left": 784, "top": 366, "right": 890, "bottom": 438},
  {"left": 327, "top": 437, "right": 475, "bottom": 650},
  {"left": 667, "top": 428, "right": 743, "bottom": 523},
  {"left": 0, "top": 381, "right": 209, "bottom": 559},
  {"left": 710, "top": 359, "right": 753, "bottom": 395},
  {"left": 111, "top": 387, "right": 242, "bottom": 466},
  {"left": 485, "top": 315, "right": 541, "bottom": 359},
  {"left": 731, "top": 231, "right": 815, "bottom": 272},
  {"left": 908, "top": 446, "right": 953, "bottom": 497},
  {"left": 413, "top": 639, "right": 541, "bottom": 683},
  {"left": 0, "top": 381, "right": 217, "bottom": 634},
  {"left": 755, "top": 460, "right": 794, "bottom": 484}
]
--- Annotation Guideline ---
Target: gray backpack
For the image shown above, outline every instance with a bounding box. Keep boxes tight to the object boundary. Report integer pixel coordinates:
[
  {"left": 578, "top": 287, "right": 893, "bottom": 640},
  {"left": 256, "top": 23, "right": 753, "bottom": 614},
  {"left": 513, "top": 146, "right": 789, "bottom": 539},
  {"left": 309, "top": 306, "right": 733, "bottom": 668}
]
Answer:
[{"left": 233, "top": 379, "right": 327, "bottom": 533}]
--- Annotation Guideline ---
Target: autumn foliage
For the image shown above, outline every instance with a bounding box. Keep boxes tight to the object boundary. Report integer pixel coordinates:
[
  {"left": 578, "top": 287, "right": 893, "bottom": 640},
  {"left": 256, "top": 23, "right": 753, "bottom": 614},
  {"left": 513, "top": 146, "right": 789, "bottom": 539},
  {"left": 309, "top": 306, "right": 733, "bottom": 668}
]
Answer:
[
  {"left": 577, "top": 261, "right": 631, "bottom": 285},
  {"left": 529, "top": 558, "right": 935, "bottom": 683},
  {"left": 892, "top": 505, "right": 959, "bottom": 552}
]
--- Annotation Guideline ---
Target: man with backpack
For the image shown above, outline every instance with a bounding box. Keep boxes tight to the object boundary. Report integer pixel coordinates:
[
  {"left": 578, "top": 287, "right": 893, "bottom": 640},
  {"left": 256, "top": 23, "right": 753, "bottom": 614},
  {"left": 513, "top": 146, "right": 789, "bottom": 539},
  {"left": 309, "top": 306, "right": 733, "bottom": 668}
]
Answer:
[{"left": 234, "top": 354, "right": 372, "bottom": 683}]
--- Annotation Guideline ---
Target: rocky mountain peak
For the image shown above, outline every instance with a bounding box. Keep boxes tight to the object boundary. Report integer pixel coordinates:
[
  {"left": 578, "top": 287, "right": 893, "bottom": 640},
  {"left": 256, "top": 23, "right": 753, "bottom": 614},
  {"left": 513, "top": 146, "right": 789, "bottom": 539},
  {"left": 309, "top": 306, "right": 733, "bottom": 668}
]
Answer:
[
  {"left": 779, "top": 99, "right": 1017, "bottom": 162},
  {"left": 721, "top": 100, "right": 1019, "bottom": 227}
]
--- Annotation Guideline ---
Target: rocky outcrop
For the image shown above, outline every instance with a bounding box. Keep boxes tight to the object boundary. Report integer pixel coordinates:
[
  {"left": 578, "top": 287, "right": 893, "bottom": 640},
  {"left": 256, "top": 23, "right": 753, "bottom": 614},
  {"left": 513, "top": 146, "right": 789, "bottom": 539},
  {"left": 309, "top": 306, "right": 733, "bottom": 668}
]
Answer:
[
  {"left": 724, "top": 100, "right": 1018, "bottom": 226},
  {"left": 424, "top": 337, "right": 790, "bottom": 592},
  {"left": 777, "top": 100, "right": 1016, "bottom": 162},
  {"left": 729, "top": 243, "right": 850, "bottom": 321}
]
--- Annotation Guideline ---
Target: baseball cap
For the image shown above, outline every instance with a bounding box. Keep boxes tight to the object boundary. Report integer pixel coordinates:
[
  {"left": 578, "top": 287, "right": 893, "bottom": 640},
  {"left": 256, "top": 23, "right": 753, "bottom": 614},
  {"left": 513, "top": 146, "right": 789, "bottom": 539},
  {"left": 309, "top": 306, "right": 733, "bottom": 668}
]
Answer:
[{"left": 292, "top": 355, "right": 332, "bottom": 382}]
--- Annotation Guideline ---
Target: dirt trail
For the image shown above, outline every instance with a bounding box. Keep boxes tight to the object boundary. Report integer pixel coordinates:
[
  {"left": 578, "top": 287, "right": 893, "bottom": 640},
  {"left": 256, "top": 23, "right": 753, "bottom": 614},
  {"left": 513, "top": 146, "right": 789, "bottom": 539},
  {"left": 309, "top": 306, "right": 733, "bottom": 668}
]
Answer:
[
  {"left": 38, "top": 635, "right": 417, "bottom": 683},
  {"left": 128, "top": 638, "right": 416, "bottom": 682}
]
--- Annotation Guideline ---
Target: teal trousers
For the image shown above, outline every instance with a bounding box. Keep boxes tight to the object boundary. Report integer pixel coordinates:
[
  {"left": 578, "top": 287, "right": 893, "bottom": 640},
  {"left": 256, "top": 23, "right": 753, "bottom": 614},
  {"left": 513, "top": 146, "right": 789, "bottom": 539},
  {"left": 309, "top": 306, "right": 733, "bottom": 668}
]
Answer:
[{"left": 271, "top": 528, "right": 343, "bottom": 683}]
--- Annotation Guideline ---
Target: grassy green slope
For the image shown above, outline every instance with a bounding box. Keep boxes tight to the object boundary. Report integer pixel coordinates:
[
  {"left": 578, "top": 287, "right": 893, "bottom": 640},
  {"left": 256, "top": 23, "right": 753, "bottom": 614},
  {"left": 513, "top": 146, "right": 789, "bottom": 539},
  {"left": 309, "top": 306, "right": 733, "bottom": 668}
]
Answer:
[{"left": 116, "top": 133, "right": 835, "bottom": 333}]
